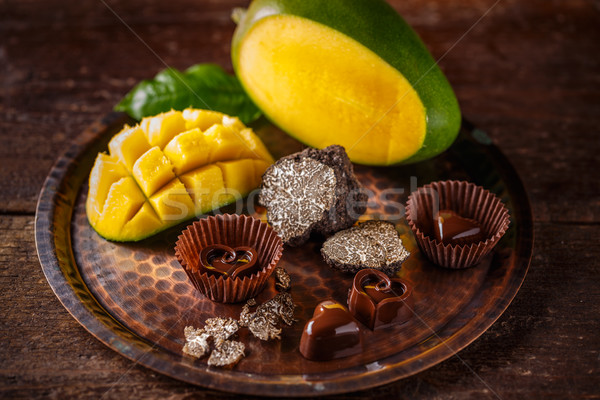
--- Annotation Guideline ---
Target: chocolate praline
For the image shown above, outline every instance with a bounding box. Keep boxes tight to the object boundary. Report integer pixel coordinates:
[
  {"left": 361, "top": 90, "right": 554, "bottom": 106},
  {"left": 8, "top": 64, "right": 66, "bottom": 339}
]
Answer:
[
  {"left": 347, "top": 269, "right": 413, "bottom": 330},
  {"left": 299, "top": 300, "right": 363, "bottom": 361}
]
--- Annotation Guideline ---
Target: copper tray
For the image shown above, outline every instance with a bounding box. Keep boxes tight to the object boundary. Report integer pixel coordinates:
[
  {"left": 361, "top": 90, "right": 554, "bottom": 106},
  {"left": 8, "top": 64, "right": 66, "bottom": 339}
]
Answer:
[{"left": 35, "top": 113, "right": 533, "bottom": 396}]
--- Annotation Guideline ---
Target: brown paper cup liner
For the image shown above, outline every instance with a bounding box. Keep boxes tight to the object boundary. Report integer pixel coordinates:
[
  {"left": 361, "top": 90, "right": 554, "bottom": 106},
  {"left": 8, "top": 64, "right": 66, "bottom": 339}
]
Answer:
[
  {"left": 405, "top": 180, "right": 510, "bottom": 269},
  {"left": 174, "top": 214, "right": 283, "bottom": 303}
]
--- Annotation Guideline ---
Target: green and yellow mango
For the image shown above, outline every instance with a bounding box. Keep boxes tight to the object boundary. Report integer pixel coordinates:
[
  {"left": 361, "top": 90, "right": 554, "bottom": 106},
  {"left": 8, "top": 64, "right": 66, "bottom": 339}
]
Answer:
[
  {"left": 86, "top": 109, "right": 273, "bottom": 241},
  {"left": 232, "top": 0, "right": 461, "bottom": 165}
]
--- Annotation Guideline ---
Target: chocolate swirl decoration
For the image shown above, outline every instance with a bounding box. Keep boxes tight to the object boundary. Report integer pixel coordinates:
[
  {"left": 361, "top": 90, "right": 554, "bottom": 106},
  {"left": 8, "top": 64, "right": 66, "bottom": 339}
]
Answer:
[{"left": 198, "top": 244, "right": 259, "bottom": 279}]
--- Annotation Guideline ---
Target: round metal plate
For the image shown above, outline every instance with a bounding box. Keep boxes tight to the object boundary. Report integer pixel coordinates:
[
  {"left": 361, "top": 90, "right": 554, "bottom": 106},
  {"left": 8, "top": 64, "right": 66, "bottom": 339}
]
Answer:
[{"left": 35, "top": 113, "right": 533, "bottom": 396}]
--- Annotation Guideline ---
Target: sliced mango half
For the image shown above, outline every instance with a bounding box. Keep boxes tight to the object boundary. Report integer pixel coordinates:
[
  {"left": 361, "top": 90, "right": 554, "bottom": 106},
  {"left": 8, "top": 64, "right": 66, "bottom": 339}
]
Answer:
[
  {"left": 86, "top": 109, "right": 274, "bottom": 241},
  {"left": 231, "top": 0, "right": 461, "bottom": 165}
]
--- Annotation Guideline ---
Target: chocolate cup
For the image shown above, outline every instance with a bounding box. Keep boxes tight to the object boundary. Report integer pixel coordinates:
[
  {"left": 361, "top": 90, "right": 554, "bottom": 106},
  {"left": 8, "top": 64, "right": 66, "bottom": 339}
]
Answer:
[
  {"left": 405, "top": 180, "right": 510, "bottom": 269},
  {"left": 348, "top": 269, "right": 413, "bottom": 330},
  {"left": 174, "top": 214, "right": 283, "bottom": 303}
]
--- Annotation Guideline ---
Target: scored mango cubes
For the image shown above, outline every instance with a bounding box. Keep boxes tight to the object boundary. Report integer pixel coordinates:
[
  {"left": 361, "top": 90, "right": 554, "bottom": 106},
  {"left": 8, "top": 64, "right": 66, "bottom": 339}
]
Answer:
[{"left": 86, "top": 109, "right": 274, "bottom": 241}]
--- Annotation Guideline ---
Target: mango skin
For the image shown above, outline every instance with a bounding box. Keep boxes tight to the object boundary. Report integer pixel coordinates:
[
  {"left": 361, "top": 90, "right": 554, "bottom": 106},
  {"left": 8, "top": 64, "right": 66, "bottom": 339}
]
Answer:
[{"left": 232, "top": 0, "right": 461, "bottom": 164}]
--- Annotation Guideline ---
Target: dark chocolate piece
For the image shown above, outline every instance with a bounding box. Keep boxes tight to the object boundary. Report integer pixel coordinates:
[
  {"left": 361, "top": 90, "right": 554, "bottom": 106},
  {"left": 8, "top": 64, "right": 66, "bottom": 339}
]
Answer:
[
  {"left": 321, "top": 220, "right": 409, "bottom": 276},
  {"left": 299, "top": 300, "right": 364, "bottom": 361},
  {"left": 198, "top": 244, "right": 258, "bottom": 279},
  {"left": 259, "top": 145, "right": 368, "bottom": 246},
  {"left": 435, "top": 210, "right": 485, "bottom": 245},
  {"left": 347, "top": 269, "right": 413, "bottom": 330}
]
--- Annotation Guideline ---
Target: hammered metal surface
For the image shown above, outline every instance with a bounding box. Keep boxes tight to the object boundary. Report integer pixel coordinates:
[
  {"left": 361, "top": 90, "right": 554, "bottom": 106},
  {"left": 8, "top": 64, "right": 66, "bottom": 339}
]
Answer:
[
  {"left": 72, "top": 181, "right": 491, "bottom": 374},
  {"left": 37, "top": 113, "right": 532, "bottom": 396}
]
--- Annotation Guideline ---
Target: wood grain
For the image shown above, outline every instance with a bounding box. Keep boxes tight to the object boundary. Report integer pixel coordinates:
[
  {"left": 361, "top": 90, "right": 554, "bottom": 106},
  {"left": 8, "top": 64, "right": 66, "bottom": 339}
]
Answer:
[{"left": 1, "top": 0, "right": 599, "bottom": 398}]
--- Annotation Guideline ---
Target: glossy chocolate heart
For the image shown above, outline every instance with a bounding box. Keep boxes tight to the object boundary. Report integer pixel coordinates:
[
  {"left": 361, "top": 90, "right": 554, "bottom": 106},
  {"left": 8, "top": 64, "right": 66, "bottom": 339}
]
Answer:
[
  {"left": 299, "top": 300, "right": 363, "bottom": 361},
  {"left": 435, "top": 209, "right": 484, "bottom": 245},
  {"left": 348, "top": 269, "right": 413, "bottom": 330},
  {"left": 198, "top": 244, "right": 259, "bottom": 279}
]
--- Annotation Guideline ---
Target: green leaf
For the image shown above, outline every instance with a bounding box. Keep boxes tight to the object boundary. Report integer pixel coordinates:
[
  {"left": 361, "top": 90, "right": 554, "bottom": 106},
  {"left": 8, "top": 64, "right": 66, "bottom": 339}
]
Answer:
[{"left": 114, "top": 64, "right": 261, "bottom": 124}]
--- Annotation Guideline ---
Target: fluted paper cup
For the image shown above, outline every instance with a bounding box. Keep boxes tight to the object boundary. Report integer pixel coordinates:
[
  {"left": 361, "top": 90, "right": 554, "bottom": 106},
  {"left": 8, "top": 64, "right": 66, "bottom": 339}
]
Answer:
[
  {"left": 405, "top": 180, "right": 510, "bottom": 269},
  {"left": 175, "top": 214, "right": 283, "bottom": 303}
]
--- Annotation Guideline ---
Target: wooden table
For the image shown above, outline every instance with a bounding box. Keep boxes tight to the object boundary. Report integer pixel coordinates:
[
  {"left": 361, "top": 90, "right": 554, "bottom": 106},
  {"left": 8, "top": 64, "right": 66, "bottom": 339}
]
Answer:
[{"left": 1, "top": 0, "right": 598, "bottom": 398}]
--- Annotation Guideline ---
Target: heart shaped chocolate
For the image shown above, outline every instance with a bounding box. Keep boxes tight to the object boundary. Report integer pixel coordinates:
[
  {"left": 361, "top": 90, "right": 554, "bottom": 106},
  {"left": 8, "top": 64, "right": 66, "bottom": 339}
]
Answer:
[
  {"left": 348, "top": 269, "right": 413, "bottom": 330},
  {"left": 435, "top": 210, "right": 484, "bottom": 245},
  {"left": 198, "top": 244, "right": 259, "bottom": 279},
  {"left": 299, "top": 300, "right": 363, "bottom": 361}
]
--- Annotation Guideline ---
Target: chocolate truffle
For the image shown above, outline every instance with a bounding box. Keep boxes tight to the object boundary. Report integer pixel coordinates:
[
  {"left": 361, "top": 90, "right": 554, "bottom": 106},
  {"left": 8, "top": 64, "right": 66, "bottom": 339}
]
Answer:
[
  {"left": 259, "top": 145, "right": 367, "bottom": 246},
  {"left": 405, "top": 180, "right": 510, "bottom": 269},
  {"left": 174, "top": 214, "right": 283, "bottom": 303},
  {"left": 299, "top": 300, "right": 364, "bottom": 361},
  {"left": 347, "top": 269, "right": 413, "bottom": 330},
  {"left": 321, "top": 220, "right": 409, "bottom": 276}
]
